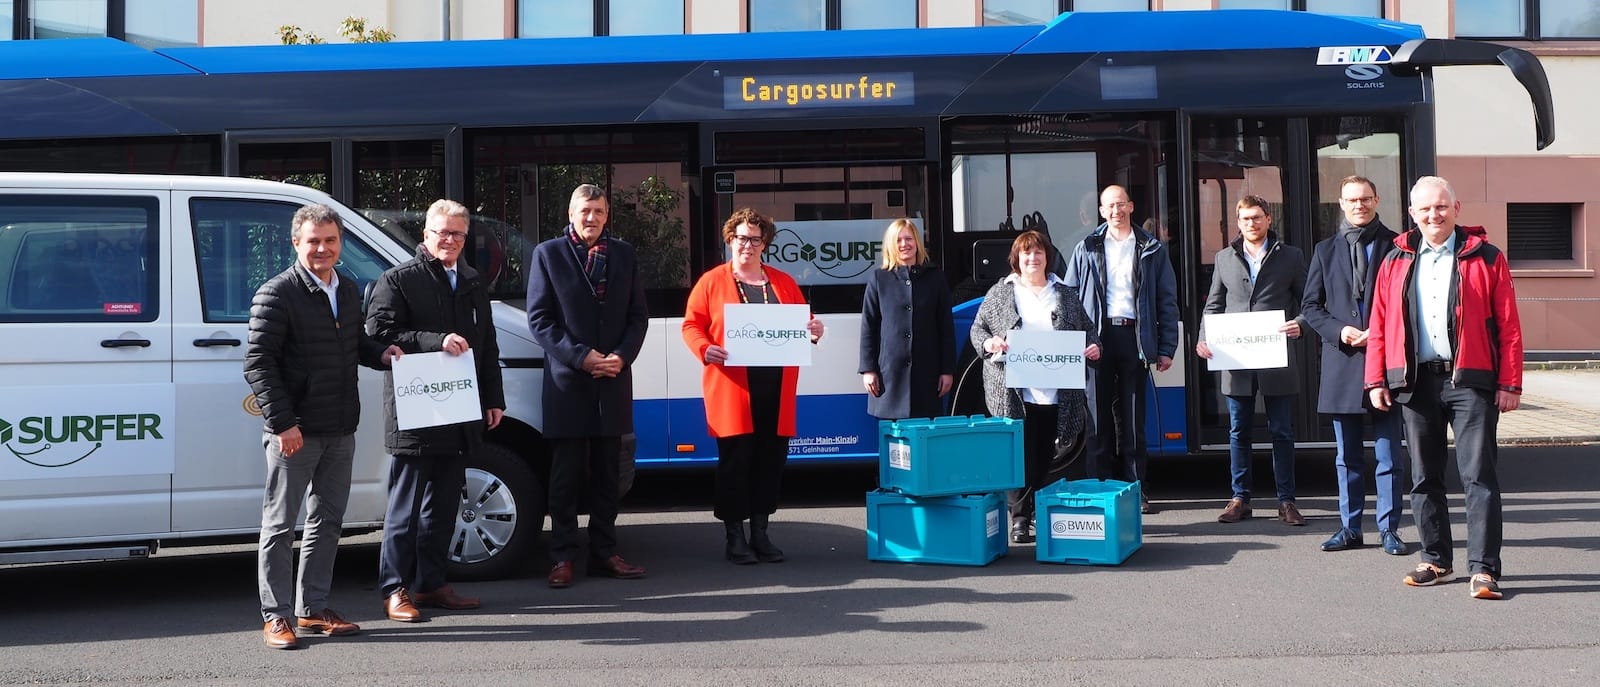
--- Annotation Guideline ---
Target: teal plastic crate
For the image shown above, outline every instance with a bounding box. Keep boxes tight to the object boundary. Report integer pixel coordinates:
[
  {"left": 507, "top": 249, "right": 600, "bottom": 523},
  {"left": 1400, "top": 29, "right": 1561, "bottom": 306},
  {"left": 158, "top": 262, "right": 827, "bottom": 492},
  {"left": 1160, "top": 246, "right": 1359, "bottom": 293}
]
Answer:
[
  {"left": 1034, "top": 479, "right": 1142, "bottom": 565},
  {"left": 878, "top": 415, "right": 1024, "bottom": 497},
  {"left": 866, "top": 489, "right": 1008, "bottom": 566}
]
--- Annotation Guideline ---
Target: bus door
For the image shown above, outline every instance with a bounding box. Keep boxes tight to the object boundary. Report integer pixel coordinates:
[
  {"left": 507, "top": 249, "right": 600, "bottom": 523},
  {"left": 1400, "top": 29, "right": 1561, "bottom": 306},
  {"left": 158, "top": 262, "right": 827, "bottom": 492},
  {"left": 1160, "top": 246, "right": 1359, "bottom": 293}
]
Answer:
[
  {"left": 1188, "top": 114, "right": 1405, "bottom": 451},
  {"left": 943, "top": 114, "right": 1184, "bottom": 455},
  {"left": 673, "top": 126, "right": 935, "bottom": 465}
]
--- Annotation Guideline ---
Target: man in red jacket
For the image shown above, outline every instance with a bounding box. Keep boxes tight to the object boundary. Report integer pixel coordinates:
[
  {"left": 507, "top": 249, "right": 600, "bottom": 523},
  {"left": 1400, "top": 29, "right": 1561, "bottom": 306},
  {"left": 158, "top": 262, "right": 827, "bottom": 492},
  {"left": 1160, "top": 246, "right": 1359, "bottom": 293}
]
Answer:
[{"left": 1365, "top": 176, "right": 1522, "bottom": 600}]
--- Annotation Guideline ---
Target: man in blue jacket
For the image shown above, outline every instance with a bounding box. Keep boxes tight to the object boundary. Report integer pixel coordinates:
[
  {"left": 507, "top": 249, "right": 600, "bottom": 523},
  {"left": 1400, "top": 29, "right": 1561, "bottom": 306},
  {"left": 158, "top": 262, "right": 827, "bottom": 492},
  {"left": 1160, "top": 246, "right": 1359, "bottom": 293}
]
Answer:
[{"left": 1063, "top": 185, "right": 1180, "bottom": 513}]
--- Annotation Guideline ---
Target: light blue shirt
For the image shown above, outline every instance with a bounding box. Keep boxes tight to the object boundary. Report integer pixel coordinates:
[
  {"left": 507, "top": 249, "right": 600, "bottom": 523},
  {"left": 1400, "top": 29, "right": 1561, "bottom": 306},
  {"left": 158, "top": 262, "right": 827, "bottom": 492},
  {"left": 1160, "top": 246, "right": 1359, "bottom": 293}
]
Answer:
[
  {"left": 307, "top": 269, "right": 339, "bottom": 320},
  {"left": 1241, "top": 238, "right": 1269, "bottom": 285},
  {"left": 446, "top": 267, "right": 458, "bottom": 291},
  {"left": 1413, "top": 233, "right": 1456, "bottom": 363}
]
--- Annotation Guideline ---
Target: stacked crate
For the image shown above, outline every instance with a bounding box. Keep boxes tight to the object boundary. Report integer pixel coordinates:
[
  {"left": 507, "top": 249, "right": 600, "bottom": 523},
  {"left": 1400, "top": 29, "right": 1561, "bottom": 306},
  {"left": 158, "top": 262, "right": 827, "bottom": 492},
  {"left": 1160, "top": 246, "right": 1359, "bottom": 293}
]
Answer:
[{"left": 866, "top": 415, "right": 1024, "bottom": 566}]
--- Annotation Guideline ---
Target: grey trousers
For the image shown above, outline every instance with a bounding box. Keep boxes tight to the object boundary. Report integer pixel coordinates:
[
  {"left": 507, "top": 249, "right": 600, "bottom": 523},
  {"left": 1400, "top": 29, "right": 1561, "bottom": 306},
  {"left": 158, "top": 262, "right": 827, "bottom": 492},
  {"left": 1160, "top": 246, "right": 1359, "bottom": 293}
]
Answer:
[{"left": 258, "top": 432, "right": 355, "bottom": 622}]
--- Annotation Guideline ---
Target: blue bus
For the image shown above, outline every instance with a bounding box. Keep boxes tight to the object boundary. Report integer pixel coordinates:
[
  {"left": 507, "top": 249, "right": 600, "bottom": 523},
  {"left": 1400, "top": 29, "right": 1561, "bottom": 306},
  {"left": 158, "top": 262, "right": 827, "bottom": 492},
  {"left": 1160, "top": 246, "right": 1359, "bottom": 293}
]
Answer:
[{"left": 0, "top": 10, "right": 1551, "bottom": 527}]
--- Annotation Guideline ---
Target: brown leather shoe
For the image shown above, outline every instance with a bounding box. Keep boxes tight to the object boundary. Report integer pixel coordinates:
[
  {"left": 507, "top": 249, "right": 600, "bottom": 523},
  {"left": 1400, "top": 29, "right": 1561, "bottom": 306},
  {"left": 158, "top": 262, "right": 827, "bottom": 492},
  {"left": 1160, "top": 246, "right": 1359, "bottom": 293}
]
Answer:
[
  {"left": 385, "top": 589, "right": 425, "bottom": 623},
  {"left": 587, "top": 554, "right": 646, "bottom": 579},
  {"left": 263, "top": 617, "right": 299, "bottom": 649},
  {"left": 413, "top": 584, "right": 481, "bottom": 610},
  {"left": 1217, "top": 498, "right": 1252, "bottom": 523},
  {"left": 1278, "top": 501, "right": 1306, "bottom": 526},
  {"left": 297, "top": 608, "right": 360, "bottom": 636},
  {"left": 548, "top": 561, "right": 574, "bottom": 589}
]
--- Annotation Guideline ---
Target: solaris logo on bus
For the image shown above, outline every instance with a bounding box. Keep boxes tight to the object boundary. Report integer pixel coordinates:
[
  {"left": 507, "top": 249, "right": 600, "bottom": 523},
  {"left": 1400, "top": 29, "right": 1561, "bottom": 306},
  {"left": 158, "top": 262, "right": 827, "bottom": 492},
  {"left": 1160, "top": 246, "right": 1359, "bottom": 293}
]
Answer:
[{"left": 763, "top": 227, "right": 881, "bottom": 280}]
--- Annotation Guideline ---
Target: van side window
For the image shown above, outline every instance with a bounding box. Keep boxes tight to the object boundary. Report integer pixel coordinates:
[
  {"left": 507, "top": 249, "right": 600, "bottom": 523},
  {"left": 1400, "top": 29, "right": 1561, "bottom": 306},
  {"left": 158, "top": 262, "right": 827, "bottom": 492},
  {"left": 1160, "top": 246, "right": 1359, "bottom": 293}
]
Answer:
[
  {"left": 190, "top": 198, "right": 390, "bottom": 323},
  {"left": 0, "top": 195, "right": 159, "bottom": 323}
]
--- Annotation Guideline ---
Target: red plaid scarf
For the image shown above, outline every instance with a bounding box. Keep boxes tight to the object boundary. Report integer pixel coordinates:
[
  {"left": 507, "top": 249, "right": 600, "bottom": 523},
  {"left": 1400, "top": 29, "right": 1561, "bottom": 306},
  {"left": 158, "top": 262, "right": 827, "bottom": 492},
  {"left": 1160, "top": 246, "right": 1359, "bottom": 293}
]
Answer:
[{"left": 567, "top": 226, "right": 608, "bottom": 302}]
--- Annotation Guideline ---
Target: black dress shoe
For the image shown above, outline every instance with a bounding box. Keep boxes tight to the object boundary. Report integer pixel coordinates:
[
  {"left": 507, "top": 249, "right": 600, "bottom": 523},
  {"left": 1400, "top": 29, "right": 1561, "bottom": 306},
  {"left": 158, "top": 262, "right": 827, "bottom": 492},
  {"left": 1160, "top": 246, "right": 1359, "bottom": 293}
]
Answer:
[
  {"left": 1320, "top": 528, "right": 1365, "bottom": 552},
  {"left": 1010, "top": 521, "right": 1034, "bottom": 544},
  {"left": 1380, "top": 530, "right": 1408, "bottom": 556}
]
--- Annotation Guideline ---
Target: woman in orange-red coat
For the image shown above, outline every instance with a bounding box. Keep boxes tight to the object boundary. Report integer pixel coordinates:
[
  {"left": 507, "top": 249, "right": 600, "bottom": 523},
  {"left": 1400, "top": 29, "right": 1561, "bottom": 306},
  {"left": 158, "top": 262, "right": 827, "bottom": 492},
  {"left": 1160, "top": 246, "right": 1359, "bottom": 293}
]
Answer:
[{"left": 682, "top": 207, "right": 824, "bottom": 565}]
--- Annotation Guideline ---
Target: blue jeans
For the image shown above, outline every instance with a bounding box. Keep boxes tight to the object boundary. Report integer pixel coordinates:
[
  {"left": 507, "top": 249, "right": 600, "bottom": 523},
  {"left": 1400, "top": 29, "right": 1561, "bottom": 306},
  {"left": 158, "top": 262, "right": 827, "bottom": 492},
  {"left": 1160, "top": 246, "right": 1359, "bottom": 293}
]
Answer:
[
  {"left": 1225, "top": 394, "right": 1295, "bottom": 503},
  {"left": 1331, "top": 410, "right": 1405, "bottom": 535}
]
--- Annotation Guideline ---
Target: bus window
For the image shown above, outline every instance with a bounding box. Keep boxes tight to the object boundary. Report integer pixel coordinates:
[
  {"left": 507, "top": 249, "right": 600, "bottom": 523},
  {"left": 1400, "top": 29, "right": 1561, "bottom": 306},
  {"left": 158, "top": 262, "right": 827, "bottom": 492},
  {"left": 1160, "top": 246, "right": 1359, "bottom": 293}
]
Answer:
[{"left": 1311, "top": 116, "right": 1404, "bottom": 242}]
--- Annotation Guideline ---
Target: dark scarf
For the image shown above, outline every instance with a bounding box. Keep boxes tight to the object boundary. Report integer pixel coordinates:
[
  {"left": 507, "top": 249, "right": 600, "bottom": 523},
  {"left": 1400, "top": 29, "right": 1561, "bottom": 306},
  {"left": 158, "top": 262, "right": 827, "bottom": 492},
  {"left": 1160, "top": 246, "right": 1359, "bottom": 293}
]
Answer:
[
  {"left": 1338, "top": 216, "right": 1382, "bottom": 304},
  {"left": 567, "top": 225, "right": 609, "bottom": 302}
]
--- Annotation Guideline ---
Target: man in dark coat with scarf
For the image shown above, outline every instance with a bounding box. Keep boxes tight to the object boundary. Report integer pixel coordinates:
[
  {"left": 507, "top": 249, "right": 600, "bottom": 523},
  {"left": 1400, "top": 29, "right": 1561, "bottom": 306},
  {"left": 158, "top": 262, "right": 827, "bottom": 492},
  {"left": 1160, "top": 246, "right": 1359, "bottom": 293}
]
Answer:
[
  {"left": 367, "top": 199, "right": 506, "bottom": 622},
  {"left": 525, "top": 184, "right": 650, "bottom": 589},
  {"left": 1302, "top": 175, "right": 1407, "bottom": 556}
]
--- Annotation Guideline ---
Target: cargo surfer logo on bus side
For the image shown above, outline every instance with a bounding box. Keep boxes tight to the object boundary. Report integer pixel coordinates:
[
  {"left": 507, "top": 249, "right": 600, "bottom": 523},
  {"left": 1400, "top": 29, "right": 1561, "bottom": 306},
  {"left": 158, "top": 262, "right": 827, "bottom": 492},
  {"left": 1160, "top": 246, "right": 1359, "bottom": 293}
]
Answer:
[
  {"left": 725, "top": 73, "right": 914, "bottom": 110},
  {"left": 0, "top": 384, "right": 176, "bottom": 480},
  {"left": 1317, "top": 46, "right": 1393, "bottom": 90}
]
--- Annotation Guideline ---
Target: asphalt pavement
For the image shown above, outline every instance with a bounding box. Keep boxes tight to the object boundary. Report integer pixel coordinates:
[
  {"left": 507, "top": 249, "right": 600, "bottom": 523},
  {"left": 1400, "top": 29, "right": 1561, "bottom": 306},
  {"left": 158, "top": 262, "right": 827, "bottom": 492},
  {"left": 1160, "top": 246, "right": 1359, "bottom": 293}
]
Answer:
[{"left": 2, "top": 438, "right": 1596, "bottom": 686}]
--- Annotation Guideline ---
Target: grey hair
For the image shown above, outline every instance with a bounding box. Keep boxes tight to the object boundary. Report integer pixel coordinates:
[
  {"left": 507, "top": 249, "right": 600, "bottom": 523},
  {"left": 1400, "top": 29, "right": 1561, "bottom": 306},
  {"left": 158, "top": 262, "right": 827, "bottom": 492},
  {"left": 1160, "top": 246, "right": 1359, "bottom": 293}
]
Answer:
[
  {"left": 291, "top": 203, "right": 343, "bottom": 240},
  {"left": 426, "top": 198, "right": 470, "bottom": 225},
  {"left": 1411, "top": 176, "right": 1456, "bottom": 204},
  {"left": 570, "top": 184, "right": 607, "bottom": 207}
]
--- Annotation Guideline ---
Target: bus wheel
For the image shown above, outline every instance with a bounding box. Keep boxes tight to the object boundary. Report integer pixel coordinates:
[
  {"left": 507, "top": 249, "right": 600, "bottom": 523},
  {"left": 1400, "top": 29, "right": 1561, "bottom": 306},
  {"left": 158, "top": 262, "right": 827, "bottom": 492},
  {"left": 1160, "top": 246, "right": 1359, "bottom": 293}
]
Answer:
[
  {"left": 949, "top": 354, "right": 988, "bottom": 416},
  {"left": 448, "top": 442, "right": 543, "bottom": 581}
]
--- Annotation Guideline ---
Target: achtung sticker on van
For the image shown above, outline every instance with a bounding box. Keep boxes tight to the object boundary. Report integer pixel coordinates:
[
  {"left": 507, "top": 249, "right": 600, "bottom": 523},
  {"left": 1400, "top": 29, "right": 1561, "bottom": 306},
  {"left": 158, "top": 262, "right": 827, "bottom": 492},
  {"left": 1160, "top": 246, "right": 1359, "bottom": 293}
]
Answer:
[{"left": 0, "top": 384, "right": 175, "bottom": 480}]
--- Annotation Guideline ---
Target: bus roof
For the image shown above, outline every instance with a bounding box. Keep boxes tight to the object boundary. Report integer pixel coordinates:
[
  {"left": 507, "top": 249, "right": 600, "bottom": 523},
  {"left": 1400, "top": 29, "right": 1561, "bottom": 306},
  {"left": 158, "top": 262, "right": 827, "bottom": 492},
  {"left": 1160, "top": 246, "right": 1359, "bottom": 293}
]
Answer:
[
  {"left": 0, "top": 11, "right": 1438, "bottom": 140},
  {"left": 1, "top": 11, "right": 1423, "bottom": 81}
]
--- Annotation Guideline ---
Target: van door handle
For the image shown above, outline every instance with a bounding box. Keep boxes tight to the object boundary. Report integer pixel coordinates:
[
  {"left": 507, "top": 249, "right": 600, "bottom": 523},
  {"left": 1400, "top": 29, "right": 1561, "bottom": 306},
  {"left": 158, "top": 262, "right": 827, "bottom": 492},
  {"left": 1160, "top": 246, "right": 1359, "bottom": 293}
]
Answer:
[
  {"left": 101, "top": 338, "right": 152, "bottom": 348},
  {"left": 193, "top": 338, "right": 242, "bottom": 347}
]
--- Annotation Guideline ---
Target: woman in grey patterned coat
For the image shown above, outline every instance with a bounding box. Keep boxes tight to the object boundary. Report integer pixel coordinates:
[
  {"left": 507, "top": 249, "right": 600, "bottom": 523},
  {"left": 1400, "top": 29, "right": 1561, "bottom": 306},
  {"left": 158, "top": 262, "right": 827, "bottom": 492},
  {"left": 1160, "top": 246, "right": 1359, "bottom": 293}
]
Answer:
[{"left": 969, "top": 230, "right": 1101, "bottom": 544}]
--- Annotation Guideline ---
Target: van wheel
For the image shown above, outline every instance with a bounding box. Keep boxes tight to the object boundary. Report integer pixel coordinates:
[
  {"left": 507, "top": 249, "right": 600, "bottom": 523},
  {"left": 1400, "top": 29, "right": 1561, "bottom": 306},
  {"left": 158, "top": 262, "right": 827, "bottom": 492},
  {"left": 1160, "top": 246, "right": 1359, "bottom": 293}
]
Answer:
[{"left": 448, "top": 442, "right": 543, "bottom": 581}]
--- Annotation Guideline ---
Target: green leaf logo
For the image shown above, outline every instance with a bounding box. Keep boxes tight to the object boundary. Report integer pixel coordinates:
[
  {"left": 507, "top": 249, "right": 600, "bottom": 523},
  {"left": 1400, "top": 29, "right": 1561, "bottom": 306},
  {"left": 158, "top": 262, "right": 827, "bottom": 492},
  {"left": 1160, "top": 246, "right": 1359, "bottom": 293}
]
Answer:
[
  {"left": 799, "top": 243, "right": 817, "bottom": 262},
  {"left": 0, "top": 418, "right": 11, "bottom": 444}
]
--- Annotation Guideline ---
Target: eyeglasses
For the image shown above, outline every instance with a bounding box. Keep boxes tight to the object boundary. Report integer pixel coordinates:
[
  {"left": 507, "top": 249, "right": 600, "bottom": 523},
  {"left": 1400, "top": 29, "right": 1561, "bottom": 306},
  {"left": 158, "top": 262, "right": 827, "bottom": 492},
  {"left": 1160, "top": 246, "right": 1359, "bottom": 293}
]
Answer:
[
  {"left": 428, "top": 229, "right": 468, "bottom": 242},
  {"left": 1340, "top": 196, "right": 1378, "bottom": 205},
  {"left": 1238, "top": 215, "right": 1270, "bottom": 224},
  {"left": 731, "top": 235, "right": 765, "bottom": 247}
]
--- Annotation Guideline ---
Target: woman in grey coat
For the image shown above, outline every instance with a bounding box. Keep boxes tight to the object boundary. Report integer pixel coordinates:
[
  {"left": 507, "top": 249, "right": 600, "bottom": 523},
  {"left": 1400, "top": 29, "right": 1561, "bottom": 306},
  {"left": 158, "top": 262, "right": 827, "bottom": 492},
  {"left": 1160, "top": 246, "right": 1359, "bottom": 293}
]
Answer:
[
  {"left": 970, "top": 230, "right": 1101, "bottom": 544},
  {"left": 860, "top": 218, "right": 956, "bottom": 419}
]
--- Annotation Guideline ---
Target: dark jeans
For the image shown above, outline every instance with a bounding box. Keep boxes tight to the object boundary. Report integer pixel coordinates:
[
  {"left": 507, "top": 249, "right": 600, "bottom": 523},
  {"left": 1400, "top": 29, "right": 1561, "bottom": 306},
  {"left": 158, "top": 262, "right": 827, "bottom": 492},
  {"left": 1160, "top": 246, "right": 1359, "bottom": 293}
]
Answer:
[
  {"left": 1330, "top": 409, "right": 1405, "bottom": 535},
  {"left": 1010, "top": 402, "right": 1059, "bottom": 524},
  {"left": 379, "top": 451, "right": 465, "bottom": 598},
  {"left": 1400, "top": 366, "right": 1503, "bottom": 577},
  {"left": 548, "top": 436, "right": 622, "bottom": 563},
  {"left": 1087, "top": 323, "right": 1148, "bottom": 483},
  {"left": 1225, "top": 393, "right": 1296, "bottom": 503}
]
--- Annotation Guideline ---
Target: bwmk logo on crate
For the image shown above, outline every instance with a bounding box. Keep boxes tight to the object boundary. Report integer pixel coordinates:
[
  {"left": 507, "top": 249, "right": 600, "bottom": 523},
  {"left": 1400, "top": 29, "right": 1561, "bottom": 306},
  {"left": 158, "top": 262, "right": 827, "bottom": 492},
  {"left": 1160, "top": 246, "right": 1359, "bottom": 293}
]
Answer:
[{"left": 1049, "top": 513, "right": 1108, "bottom": 540}]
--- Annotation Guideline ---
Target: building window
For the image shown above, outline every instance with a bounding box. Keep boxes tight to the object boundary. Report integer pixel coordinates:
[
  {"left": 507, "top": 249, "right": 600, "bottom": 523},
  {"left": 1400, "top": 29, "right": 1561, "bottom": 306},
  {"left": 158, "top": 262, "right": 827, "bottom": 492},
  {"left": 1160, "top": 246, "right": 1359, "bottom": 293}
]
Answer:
[
  {"left": 27, "top": 0, "right": 106, "bottom": 39},
  {"left": 124, "top": 0, "right": 195, "bottom": 48},
  {"left": 984, "top": 1, "right": 1147, "bottom": 27},
  {"left": 1457, "top": 0, "right": 1600, "bottom": 39},
  {"left": 1507, "top": 203, "right": 1575, "bottom": 261},
  {"left": 1219, "top": 0, "right": 1382, "bottom": 15},
  {"left": 751, "top": 0, "right": 916, "bottom": 32},
  {"left": 3, "top": 1, "right": 15, "bottom": 40},
  {"left": 518, "top": 0, "right": 684, "bottom": 38}
]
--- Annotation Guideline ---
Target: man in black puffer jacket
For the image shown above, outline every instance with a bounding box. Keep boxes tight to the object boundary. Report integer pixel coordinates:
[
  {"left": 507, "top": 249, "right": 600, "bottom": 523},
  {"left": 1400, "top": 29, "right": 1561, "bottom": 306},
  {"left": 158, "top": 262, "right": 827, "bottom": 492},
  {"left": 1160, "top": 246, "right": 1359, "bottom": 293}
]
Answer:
[
  {"left": 366, "top": 199, "right": 505, "bottom": 623},
  {"left": 245, "top": 203, "right": 399, "bottom": 650}
]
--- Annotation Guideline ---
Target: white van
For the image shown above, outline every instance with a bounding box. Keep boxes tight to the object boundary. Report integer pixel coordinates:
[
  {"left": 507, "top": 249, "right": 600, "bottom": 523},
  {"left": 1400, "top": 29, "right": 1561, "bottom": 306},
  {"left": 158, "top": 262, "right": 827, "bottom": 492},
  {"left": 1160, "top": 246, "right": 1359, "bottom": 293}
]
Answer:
[{"left": 0, "top": 173, "right": 554, "bottom": 579}]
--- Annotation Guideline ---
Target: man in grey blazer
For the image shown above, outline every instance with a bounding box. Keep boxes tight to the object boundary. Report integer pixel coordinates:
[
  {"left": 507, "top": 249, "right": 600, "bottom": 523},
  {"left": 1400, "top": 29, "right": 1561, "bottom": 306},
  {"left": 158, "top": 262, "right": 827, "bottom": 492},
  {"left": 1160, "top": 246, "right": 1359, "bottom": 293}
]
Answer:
[{"left": 1196, "top": 195, "right": 1307, "bottom": 526}]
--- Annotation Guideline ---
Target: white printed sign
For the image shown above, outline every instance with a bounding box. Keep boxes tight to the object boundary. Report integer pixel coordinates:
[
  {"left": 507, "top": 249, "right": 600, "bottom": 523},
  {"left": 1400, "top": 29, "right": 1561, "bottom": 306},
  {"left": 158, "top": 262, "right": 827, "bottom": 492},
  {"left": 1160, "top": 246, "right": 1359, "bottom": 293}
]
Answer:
[
  {"left": 1203, "top": 310, "right": 1289, "bottom": 371},
  {"left": 0, "top": 384, "right": 175, "bottom": 480},
  {"left": 887, "top": 440, "right": 910, "bottom": 470},
  {"left": 986, "top": 509, "right": 1002, "bottom": 538},
  {"left": 1004, "top": 330, "right": 1087, "bottom": 390},
  {"left": 723, "top": 303, "right": 812, "bottom": 367},
  {"left": 1049, "top": 512, "right": 1107, "bottom": 541},
  {"left": 751, "top": 218, "right": 922, "bottom": 286},
  {"left": 391, "top": 350, "right": 483, "bottom": 431}
]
